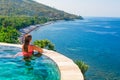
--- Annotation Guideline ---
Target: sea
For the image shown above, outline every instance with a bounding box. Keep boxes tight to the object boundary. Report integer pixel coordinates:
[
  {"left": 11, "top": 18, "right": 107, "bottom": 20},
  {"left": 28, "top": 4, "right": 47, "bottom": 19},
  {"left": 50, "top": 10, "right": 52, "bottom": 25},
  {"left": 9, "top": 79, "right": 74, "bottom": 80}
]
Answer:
[{"left": 30, "top": 17, "right": 120, "bottom": 80}]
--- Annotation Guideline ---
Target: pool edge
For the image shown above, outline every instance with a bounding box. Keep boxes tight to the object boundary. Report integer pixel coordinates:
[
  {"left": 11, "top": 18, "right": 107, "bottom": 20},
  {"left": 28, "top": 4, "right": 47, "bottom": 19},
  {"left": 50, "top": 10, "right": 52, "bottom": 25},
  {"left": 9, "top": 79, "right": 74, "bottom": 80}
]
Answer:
[{"left": 0, "top": 42, "right": 84, "bottom": 80}]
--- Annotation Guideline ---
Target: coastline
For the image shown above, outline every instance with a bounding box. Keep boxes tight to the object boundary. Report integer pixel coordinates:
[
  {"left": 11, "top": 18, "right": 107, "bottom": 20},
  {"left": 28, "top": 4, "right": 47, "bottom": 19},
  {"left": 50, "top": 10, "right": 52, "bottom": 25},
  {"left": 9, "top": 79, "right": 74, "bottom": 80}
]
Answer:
[
  {"left": 18, "top": 19, "right": 74, "bottom": 43},
  {"left": 0, "top": 19, "right": 85, "bottom": 80},
  {"left": 18, "top": 21, "right": 54, "bottom": 43}
]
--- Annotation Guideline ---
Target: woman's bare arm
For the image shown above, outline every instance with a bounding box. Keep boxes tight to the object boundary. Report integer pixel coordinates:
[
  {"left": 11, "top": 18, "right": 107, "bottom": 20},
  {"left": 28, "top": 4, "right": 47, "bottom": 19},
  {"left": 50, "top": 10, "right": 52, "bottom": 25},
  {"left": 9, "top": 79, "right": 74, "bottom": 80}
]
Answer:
[
  {"left": 22, "top": 45, "right": 24, "bottom": 52},
  {"left": 33, "top": 45, "right": 43, "bottom": 53}
]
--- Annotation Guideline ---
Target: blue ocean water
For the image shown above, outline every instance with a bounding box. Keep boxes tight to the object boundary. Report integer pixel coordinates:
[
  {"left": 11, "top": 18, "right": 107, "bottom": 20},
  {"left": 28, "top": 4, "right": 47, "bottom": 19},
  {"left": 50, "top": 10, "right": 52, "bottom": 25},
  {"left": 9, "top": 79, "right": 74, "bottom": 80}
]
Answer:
[{"left": 31, "top": 17, "right": 120, "bottom": 80}]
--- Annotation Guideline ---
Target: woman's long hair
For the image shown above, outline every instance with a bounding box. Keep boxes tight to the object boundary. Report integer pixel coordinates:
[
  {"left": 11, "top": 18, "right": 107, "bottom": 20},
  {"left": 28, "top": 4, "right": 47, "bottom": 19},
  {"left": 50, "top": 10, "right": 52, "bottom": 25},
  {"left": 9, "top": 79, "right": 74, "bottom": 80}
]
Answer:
[{"left": 23, "top": 34, "right": 32, "bottom": 52}]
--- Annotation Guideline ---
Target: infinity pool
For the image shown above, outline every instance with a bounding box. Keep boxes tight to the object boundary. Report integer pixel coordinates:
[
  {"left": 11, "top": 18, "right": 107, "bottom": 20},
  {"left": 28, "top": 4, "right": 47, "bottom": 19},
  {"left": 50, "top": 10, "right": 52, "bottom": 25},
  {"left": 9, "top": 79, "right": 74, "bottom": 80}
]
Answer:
[{"left": 0, "top": 46, "right": 60, "bottom": 80}]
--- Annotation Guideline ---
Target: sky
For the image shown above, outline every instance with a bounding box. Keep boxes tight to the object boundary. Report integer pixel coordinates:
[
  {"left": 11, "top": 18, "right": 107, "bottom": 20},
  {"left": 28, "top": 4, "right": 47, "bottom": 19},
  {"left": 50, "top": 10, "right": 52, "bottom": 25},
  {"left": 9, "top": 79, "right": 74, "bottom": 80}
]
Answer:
[{"left": 34, "top": 0, "right": 120, "bottom": 17}]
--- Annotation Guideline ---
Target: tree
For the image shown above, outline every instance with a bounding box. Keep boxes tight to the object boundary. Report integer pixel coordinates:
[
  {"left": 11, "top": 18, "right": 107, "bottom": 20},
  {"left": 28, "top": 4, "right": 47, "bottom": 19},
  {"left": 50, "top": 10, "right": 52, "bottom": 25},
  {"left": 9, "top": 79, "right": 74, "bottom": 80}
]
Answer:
[{"left": 0, "top": 26, "right": 20, "bottom": 43}]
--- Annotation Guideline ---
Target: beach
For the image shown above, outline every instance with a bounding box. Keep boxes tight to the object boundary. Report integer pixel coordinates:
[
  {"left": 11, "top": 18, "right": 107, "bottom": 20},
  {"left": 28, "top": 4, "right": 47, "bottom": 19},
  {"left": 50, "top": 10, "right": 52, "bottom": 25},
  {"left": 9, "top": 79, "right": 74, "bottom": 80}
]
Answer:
[{"left": 18, "top": 21, "right": 54, "bottom": 43}]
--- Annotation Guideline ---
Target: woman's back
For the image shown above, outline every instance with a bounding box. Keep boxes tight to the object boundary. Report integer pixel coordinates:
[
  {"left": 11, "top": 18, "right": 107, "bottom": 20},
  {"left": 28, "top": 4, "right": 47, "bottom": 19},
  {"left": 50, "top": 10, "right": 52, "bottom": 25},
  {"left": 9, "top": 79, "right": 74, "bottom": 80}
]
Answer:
[
  {"left": 22, "top": 45, "right": 34, "bottom": 57},
  {"left": 14, "top": 34, "right": 43, "bottom": 58}
]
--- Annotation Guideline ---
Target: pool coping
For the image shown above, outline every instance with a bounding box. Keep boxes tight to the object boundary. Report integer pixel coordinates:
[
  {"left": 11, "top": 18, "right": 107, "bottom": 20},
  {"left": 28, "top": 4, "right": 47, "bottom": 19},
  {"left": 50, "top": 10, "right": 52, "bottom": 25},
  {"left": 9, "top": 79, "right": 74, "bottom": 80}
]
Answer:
[{"left": 0, "top": 43, "right": 84, "bottom": 80}]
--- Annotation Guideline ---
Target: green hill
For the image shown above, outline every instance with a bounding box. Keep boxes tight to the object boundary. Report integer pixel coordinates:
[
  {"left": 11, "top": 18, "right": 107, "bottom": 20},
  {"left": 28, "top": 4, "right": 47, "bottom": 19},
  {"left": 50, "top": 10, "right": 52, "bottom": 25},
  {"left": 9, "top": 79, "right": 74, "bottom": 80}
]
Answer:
[
  {"left": 0, "top": 0, "right": 83, "bottom": 20},
  {"left": 0, "top": 0, "right": 83, "bottom": 43}
]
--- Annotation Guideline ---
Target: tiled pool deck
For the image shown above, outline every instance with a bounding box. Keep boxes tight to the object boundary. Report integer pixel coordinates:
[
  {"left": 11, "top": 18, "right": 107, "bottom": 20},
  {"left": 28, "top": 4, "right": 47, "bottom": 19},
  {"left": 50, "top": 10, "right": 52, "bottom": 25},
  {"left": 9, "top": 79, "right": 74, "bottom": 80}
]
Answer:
[{"left": 0, "top": 43, "right": 84, "bottom": 80}]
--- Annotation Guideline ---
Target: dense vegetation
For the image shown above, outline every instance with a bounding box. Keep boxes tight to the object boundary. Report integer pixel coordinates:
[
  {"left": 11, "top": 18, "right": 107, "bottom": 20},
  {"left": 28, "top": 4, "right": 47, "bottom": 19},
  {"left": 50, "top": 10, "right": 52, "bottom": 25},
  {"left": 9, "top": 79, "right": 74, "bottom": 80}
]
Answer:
[
  {"left": 0, "top": 0, "right": 83, "bottom": 43},
  {"left": 0, "top": 16, "right": 49, "bottom": 43},
  {"left": 0, "top": 26, "right": 20, "bottom": 43},
  {"left": 0, "top": 0, "right": 83, "bottom": 20},
  {"left": 0, "top": 16, "right": 49, "bottom": 30},
  {"left": 33, "top": 40, "right": 55, "bottom": 51}
]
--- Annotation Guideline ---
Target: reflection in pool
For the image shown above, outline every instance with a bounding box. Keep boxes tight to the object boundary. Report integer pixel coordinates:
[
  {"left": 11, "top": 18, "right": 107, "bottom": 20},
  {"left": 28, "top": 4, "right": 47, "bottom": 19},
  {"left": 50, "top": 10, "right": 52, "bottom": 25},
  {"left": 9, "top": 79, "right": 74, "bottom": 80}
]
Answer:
[{"left": 0, "top": 46, "right": 60, "bottom": 80}]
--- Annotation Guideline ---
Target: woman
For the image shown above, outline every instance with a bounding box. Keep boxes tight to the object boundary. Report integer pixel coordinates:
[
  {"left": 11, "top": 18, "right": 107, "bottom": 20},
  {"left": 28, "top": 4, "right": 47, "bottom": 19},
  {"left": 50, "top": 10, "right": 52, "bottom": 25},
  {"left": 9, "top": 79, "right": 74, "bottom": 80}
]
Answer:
[
  {"left": 22, "top": 34, "right": 43, "bottom": 60},
  {"left": 14, "top": 34, "right": 43, "bottom": 60}
]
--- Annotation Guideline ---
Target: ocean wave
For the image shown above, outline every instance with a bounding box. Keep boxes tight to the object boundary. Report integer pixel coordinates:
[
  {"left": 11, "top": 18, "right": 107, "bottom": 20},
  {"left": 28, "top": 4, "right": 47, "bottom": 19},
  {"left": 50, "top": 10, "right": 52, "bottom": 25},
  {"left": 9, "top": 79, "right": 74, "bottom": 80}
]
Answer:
[
  {"left": 104, "top": 26, "right": 111, "bottom": 28},
  {"left": 67, "top": 48, "right": 78, "bottom": 51},
  {"left": 94, "top": 25, "right": 100, "bottom": 27},
  {"left": 4, "top": 62, "right": 18, "bottom": 65},
  {"left": 85, "top": 30, "right": 117, "bottom": 35},
  {"left": 88, "top": 24, "right": 100, "bottom": 27},
  {"left": 48, "top": 27, "right": 68, "bottom": 31},
  {"left": 89, "top": 25, "right": 111, "bottom": 29}
]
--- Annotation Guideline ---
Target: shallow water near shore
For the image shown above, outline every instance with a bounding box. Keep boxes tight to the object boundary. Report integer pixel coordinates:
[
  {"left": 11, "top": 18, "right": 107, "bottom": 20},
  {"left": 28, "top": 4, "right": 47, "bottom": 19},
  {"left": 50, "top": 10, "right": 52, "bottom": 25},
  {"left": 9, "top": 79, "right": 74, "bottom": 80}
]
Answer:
[{"left": 30, "top": 17, "right": 120, "bottom": 80}]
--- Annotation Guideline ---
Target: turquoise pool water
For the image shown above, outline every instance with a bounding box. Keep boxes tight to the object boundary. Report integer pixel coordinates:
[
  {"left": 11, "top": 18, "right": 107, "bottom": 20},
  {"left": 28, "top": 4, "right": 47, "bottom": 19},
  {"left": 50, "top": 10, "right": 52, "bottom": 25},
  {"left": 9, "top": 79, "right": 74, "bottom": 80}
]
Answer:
[{"left": 0, "top": 46, "right": 60, "bottom": 80}]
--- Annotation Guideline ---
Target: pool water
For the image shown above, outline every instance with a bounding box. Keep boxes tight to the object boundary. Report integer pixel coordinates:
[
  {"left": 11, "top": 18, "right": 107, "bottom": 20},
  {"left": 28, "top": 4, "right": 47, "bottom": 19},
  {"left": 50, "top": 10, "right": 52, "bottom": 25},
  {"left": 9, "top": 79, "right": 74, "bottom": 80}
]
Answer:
[{"left": 0, "top": 46, "right": 60, "bottom": 80}]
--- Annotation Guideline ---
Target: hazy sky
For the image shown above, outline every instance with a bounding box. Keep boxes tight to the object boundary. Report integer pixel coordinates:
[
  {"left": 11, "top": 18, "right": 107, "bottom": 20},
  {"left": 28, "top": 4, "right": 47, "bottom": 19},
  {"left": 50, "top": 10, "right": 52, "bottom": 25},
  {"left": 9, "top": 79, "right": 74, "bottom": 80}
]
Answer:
[{"left": 34, "top": 0, "right": 120, "bottom": 17}]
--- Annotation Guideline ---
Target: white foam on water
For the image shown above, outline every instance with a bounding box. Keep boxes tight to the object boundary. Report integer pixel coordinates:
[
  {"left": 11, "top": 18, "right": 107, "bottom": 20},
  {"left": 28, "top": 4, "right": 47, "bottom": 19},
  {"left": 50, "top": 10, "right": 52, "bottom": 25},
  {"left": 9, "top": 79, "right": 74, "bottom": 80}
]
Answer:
[
  {"left": 0, "top": 54, "right": 14, "bottom": 58},
  {"left": 104, "top": 26, "right": 111, "bottom": 28},
  {"left": 4, "top": 62, "right": 18, "bottom": 65},
  {"left": 47, "top": 27, "right": 68, "bottom": 31},
  {"left": 67, "top": 48, "right": 78, "bottom": 51},
  {"left": 85, "top": 29, "right": 117, "bottom": 35}
]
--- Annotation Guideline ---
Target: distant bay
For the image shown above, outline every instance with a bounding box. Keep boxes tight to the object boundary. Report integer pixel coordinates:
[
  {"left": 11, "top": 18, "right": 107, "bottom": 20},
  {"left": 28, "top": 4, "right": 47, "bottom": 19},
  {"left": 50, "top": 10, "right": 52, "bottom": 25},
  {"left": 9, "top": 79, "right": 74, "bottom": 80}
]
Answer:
[{"left": 30, "top": 17, "right": 120, "bottom": 80}]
